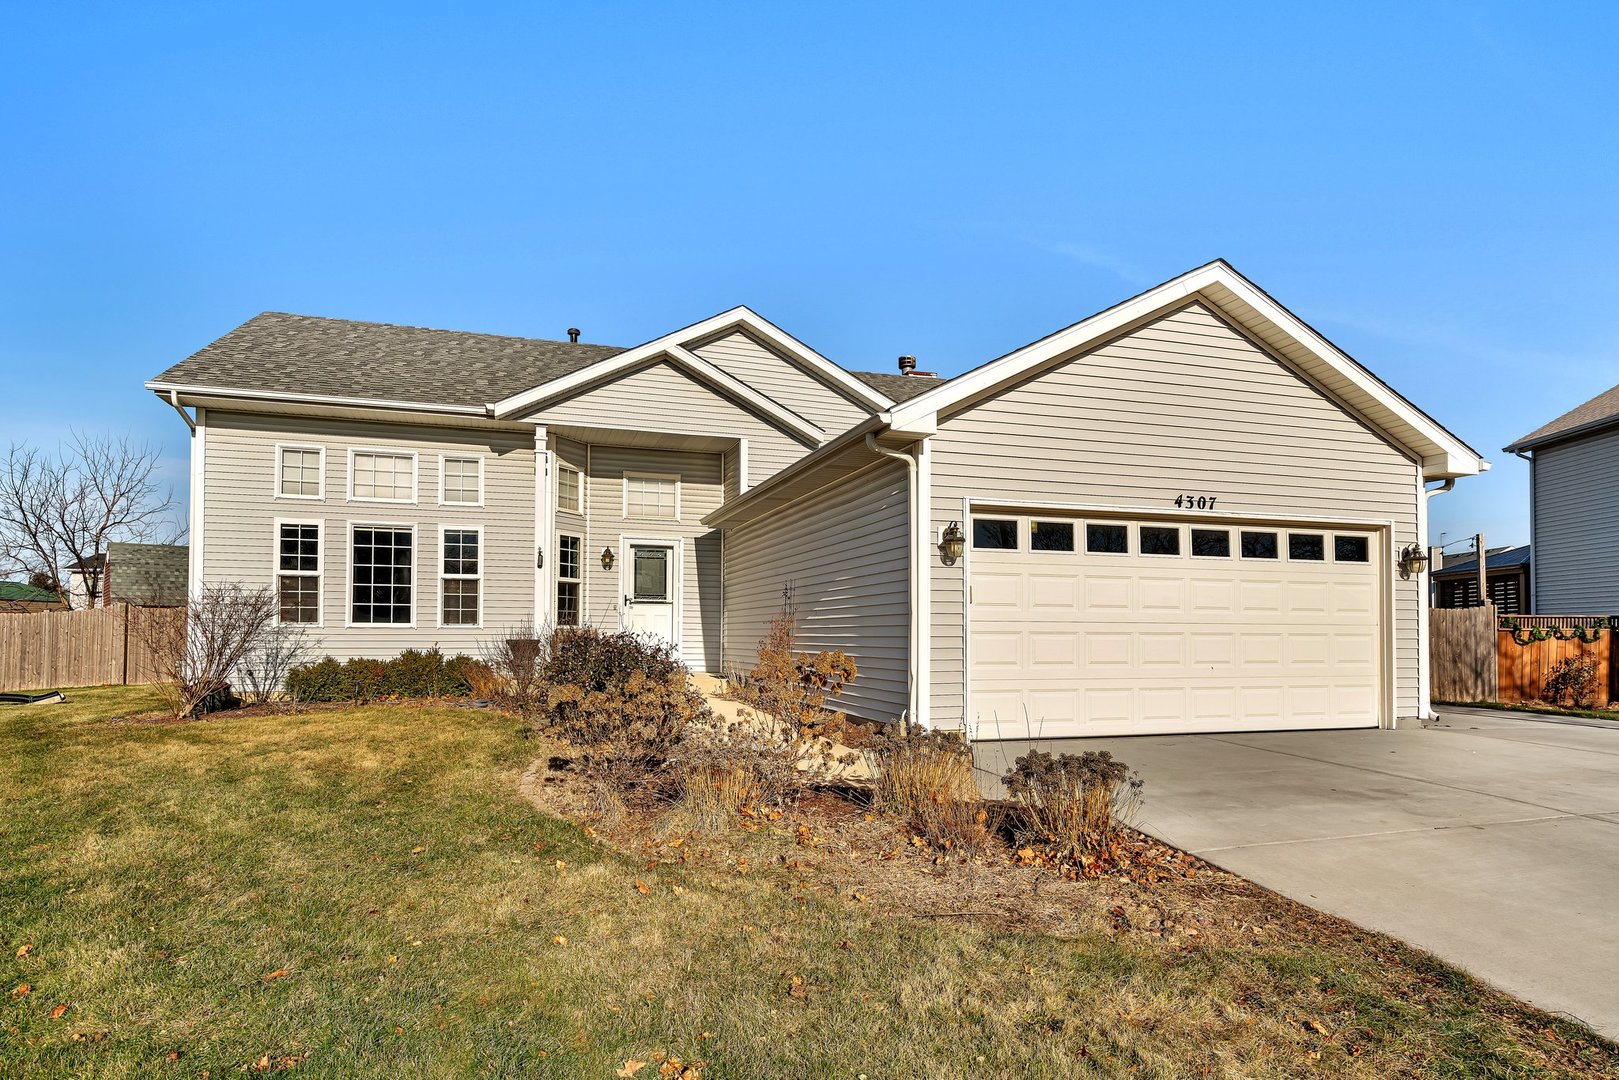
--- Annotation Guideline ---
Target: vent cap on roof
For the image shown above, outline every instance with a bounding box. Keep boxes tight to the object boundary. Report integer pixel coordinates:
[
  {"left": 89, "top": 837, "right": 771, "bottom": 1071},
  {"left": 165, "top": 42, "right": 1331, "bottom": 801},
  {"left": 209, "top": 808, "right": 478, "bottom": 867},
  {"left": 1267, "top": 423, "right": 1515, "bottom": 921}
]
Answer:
[
  {"left": 897, "top": 354, "right": 937, "bottom": 377},
  {"left": 567, "top": 328, "right": 581, "bottom": 343}
]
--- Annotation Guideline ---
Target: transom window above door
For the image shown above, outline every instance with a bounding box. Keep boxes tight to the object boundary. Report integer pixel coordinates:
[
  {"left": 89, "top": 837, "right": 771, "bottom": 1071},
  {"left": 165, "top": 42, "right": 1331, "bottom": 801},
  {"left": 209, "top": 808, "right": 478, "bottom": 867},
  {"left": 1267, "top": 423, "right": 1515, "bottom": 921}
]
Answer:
[
  {"left": 350, "top": 450, "right": 417, "bottom": 502},
  {"left": 623, "top": 473, "right": 679, "bottom": 521}
]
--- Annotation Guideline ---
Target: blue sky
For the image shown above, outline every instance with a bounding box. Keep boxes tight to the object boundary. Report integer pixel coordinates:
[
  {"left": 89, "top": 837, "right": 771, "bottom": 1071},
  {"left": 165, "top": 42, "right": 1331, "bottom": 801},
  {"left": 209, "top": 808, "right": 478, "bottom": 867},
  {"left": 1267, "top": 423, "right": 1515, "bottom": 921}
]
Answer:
[{"left": 4, "top": 2, "right": 1617, "bottom": 553}]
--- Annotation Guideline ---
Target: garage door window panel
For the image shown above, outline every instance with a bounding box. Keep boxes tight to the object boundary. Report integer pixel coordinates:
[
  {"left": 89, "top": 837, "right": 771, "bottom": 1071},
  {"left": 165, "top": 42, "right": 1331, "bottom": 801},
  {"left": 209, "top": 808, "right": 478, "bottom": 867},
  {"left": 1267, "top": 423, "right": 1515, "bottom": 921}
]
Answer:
[
  {"left": 1086, "top": 523, "right": 1128, "bottom": 555},
  {"left": 1029, "top": 521, "right": 1074, "bottom": 552},
  {"left": 1139, "top": 525, "right": 1182, "bottom": 557},
  {"left": 973, "top": 518, "right": 1018, "bottom": 550},
  {"left": 1334, "top": 535, "right": 1370, "bottom": 563},
  {"left": 1288, "top": 533, "right": 1326, "bottom": 561},
  {"left": 1240, "top": 531, "right": 1279, "bottom": 560},
  {"left": 1191, "top": 528, "right": 1231, "bottom": 558}
]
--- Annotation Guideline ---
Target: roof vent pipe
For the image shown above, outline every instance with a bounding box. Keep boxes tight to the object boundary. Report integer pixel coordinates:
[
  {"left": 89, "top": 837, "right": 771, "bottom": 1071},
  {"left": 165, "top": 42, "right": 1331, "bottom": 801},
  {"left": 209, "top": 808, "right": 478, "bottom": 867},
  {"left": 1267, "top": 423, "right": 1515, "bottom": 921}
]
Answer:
[
  {"left": 567, "top": 328, "right": 581, "bottom": 344},
  {"left": 897, "top": 355, "right": 916, "bottom": 374}
]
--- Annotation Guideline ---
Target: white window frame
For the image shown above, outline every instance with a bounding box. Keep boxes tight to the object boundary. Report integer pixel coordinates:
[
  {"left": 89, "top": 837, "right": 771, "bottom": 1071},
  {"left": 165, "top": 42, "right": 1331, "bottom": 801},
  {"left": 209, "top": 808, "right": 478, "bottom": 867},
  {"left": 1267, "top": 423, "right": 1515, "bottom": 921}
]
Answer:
[
  {"left": 1237, "top": 528, "right": 1281, "bottom": 561},
  {"left": 1027, "top": 519, "right": 1076, "bottom": 555},
  {"left": 1285, "top": 530, "right": 1329, "bottom": 563},
  {"left": 437, "top": 454, "right": 484, "bottom": 508},
  {"left": 1188, "top": 526, "right": 1233, "bottom": 560},
  {"left": 1136, "top": 522, "right": 1184, "bottom": 559},
  {"left": 274, "top": 444, "right": 326, "bottom": 501},
  {"left": 346, "top": 520, "right": 417, "bottom": 628},
  {"left": 272, "top": 517, "right": 323, "bottom": 627},
  {"left": 347, "top": 448, "right": 419, "bottom": 504},
  {"left": 555, "top": 531, "right": 583, "bottom": 626},
  {"left": 970, "top": 516, "right": 1020, "bottom": 552},
  {"left": 1083, "top": 520, "right": 1131, "bottom": 557},
  {"left": 1331, "top": 532, "right": 1372, "bottom": 564},
  {"left": 437, "top": 523, "right": 484, "bottom": 629},
  {"left": 621, "top": 471, "right": 681, "bottom": 522},
  {"left": 556, "top": 463, "right": 583, "bottom": 515}
]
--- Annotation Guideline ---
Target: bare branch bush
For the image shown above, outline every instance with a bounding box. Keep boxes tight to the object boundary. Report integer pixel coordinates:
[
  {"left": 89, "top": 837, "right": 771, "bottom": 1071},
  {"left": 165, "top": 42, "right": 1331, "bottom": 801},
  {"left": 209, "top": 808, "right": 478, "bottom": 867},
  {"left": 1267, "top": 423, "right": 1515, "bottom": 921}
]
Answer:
[
  {"left": 479, "top": 621, "right": 547, "bottom": 718},
  {"left": 136, "top": 583, "right": 277, "bottom": 721},
  {"left": 0, "top": 432, "right": 179, "bottom": 607},
  {"left": 237, "top": 620, "right": 319, "bottom": 705}
]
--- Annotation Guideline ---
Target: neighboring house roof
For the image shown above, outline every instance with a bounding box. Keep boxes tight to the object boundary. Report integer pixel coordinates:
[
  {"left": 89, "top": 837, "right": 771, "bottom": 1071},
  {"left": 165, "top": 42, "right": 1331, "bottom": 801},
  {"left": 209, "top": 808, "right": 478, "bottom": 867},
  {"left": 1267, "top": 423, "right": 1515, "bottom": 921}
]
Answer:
[
  {"left": 106, "top": 542, "right": 188, "bottom": 606},
  {"left": 148, "top": 309, "right": 941, "bottom": 419},
  {"left": 0, "top": 581, "right": 58, "bottom": 604},
  {"left": 1431, "top": 544, "right": 1531, "bottom": 579},
  {"left": 1505, "top": 382, "right": 1619, "bottom": 453},
  {"left": 65, "top": 552, "right": 106, "bottom": 573}
]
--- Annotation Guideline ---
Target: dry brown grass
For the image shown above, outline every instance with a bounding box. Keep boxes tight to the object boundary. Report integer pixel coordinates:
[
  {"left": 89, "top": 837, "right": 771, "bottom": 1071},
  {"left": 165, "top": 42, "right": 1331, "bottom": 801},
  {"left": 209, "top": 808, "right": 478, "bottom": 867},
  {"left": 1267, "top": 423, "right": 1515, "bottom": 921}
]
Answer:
[{"left": 875, "top": 730, "right": 996, "bottom": 854}]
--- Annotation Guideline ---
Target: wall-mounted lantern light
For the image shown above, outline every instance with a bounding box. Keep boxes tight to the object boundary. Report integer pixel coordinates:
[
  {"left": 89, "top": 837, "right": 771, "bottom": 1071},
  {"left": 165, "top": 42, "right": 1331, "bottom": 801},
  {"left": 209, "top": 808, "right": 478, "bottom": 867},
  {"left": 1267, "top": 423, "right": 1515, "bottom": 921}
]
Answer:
[
  {"left": 938, "top": 521, "right": 966, "bottom": 566},
  {"left": 1397, "top": 543, "right": 1429, "bottom": 579},
  {"left": 600, "top": 546, "right": 616, "bottom": 571}
]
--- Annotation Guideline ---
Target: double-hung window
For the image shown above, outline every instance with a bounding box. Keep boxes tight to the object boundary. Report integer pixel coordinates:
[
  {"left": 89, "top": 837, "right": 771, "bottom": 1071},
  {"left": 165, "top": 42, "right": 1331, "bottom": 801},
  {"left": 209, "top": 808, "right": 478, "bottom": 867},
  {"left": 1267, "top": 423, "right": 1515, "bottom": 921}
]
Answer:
[
  {"left": 440, "top": 527, "right": 482, "bottom": 627},
  {"left": 557, "top": 464, "right": 582, "bottom": 514},
  {"left": 277, "top": 446, "right": 324, "bottom": 499},
  {"left": 440, "top": 456, "right": 482, "bottom": 506},
  {"left": 556, "top": 534, "right": 581, "bottom": 626},
  {"left": 623, "top": 473, "right": 678, "bottom": 521},
  {"left": 276, "top": 522, "right": 321, "bottom": 624},
  {"left": 351, "top": 526, "right": 413, "bottom": 624},
  {"left": 350, "top": 450, "right": 416, "bottom": 502}
]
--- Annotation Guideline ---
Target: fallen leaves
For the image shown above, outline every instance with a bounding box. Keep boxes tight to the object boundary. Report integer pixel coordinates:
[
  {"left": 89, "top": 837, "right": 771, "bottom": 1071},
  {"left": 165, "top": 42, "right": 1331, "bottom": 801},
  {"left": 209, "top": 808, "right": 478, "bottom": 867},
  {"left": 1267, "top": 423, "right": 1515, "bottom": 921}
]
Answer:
[
  {"left": 49, "top": 1003, "right": 69, "bottom": 1020},
  {"left": 15, "top": 944, "right": 33, "bottom": 959},
  {"left": 786, "top": 975, "right": 807, "bottom": 1001},
  {"left": 263, "top": 969, "right": 289, "bottom": 982},
  {"left": 616, "top": 1060, "right": 648, "bottom": 1077},
  {"left": 552, "top": 935, "right": 568, "bottom": 947},
  {"left": 10, "top": 984, "right": 30, "bottom": 999},
  {"left": 634, "top": 879, "right": 650, "bottom": 896}
]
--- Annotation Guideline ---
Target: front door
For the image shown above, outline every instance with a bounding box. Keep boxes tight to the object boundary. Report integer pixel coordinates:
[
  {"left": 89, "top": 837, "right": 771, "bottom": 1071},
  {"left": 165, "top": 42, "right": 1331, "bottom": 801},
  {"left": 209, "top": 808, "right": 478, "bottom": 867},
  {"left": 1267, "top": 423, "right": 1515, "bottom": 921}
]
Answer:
[{"left": 622, "top": 540, "right": 679, "bottom": 652}]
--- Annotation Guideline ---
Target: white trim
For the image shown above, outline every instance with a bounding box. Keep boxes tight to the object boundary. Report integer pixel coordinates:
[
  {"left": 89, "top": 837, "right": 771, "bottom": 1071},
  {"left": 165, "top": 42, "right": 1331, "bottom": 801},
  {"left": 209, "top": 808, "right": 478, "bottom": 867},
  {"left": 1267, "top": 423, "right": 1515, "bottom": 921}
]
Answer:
[
  {"left": 147, "top": 380, "right": 487, "bottom": 417},
  {"left": 345, "top": 520, "right": 418, "bottom": 629},
  {"left": 189, "top": 407, "right": 206, "bottom": 598},
  {"left": 272, "top": 517, "right": 324, "bottom": 628},
  {"left": 488, "top": 305, "right": 891, "bottom": 420},
  {"left": 736, "top": 438, "right": 750, "bottom": 495},
  {"left": 437, "top": 453, "right": 485, "bottom": 507},
  {"left": 968, "top": 497, "right": 1398, "bottom": 532},
  {"left": 274, "top": 443, "right": 326, "bottom": 501},
  {"left": 554, "top": 530, "right": 584, "bottom": 627},
  {"left": 1135, "top": 522, "right": 1185, "bottom": 558},
  {"left": 622, "top": 471, "right": 682, "bottom": 523},
  {"left": 618, "top": 535, "right": 684, "bottom": 655},
  {"left": 437, "top": 522, "right": 485, "bottom": 630},
  {"left": 534, "top": 426, "right": 550, "bottom": 629},
  {"left": 1415, "top": 464, "right": 1433, "bottom": 724},
  {"left": 886, "top": 261, "right": 1485, "bottom": 479},
  {"left": 914, "top": 437, "right": 932, "bottom": 729},
  {"left": 347, "top": 447, "right": 419, "bottom": 504}
]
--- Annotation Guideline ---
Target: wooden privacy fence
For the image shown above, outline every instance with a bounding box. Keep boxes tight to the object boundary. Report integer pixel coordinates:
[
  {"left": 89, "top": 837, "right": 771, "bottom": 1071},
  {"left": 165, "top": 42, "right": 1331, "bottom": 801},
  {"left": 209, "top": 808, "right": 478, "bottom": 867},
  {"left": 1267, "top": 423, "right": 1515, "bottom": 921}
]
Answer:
[
  {"left": 1429, "top": 605, "right": 1499, "bottom": 703},
  {"left": 0, "top": 604, "right": 181, "bottom": 692}
]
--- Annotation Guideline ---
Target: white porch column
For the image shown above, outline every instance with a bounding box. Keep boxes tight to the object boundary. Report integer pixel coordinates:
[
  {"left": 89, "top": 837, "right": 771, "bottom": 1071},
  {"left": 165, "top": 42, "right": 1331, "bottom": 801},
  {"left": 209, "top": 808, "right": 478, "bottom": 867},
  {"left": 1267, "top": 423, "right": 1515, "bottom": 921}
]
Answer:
[{"left": 533, "top": 425, "right": 554, "bottom": 629}]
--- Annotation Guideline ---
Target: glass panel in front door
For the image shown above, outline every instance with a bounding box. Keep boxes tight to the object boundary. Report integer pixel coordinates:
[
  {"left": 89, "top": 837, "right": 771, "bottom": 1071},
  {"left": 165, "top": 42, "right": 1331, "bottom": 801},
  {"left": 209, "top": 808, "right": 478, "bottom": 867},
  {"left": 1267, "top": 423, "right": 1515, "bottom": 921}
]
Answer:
[{"left": 632, "top": 546, "right": 670, "bottom": 601}]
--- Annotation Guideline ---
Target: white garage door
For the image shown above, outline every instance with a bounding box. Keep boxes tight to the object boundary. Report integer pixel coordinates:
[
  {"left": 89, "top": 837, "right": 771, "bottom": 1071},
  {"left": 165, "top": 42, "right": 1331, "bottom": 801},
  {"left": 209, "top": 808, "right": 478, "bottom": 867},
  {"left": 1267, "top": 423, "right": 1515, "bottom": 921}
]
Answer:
[{"left": 967, "top": 514, "right": 1383, "bottom": 738}]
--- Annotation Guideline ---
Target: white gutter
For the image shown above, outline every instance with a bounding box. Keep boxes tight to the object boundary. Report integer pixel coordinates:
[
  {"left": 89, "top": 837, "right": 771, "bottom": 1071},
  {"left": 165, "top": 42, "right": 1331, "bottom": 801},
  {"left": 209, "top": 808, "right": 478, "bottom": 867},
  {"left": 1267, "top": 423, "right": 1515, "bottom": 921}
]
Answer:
[
  {"left": 146, "top": 381, "right": 491, "bottom": 418},
  {"left": 165, "top": 390, "right": 196, "bottom": 433},
  {"left": 865, "top": 432, "right": 924, "bottom": 731}
]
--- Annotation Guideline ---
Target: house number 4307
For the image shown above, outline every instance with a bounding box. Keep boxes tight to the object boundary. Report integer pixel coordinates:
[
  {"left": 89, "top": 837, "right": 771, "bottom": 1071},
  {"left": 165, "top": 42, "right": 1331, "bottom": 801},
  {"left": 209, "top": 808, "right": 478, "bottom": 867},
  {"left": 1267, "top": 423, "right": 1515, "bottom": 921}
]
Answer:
[{"left": 1173, "top": 494, "right": 1218, "bottom": 510}]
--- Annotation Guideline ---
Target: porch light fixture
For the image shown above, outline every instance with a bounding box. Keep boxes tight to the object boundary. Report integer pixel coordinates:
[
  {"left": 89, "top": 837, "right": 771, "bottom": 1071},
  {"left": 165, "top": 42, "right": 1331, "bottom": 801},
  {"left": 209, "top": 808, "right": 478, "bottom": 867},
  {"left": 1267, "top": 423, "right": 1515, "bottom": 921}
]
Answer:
[
  {"left": 1397, "top": 543, "right": 1428, "bottom": 579},
  {"left": 600, "top": 546, "right": 616, "bottom": 571},
  {"left": 938, "top": 521, "right": 966, "bottom": 566}
]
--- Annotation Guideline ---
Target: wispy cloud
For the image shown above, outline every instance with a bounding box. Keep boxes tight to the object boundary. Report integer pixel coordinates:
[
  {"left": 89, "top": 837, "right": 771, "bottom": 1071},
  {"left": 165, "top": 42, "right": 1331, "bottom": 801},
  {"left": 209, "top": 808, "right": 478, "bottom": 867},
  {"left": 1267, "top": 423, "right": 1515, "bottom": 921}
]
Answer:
[{"left": 1035, "top": 241, "right": 1151, "bottom": 285}]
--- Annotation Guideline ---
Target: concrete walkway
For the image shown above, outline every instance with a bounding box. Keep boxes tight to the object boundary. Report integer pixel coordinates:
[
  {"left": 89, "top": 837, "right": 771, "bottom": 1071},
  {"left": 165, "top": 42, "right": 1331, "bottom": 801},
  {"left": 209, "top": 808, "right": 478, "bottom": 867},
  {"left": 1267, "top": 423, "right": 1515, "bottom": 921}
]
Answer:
[{"left": 973, "top": 707, "right": 1619, "bottom": 1038}]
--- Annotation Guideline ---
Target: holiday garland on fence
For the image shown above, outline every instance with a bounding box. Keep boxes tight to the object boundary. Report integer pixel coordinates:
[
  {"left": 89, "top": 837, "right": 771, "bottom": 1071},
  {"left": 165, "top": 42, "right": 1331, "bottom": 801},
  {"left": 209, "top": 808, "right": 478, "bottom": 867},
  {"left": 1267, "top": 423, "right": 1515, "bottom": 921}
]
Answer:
[{"left": 1500, "top": 617, "right": 1605, "bottom": 646}]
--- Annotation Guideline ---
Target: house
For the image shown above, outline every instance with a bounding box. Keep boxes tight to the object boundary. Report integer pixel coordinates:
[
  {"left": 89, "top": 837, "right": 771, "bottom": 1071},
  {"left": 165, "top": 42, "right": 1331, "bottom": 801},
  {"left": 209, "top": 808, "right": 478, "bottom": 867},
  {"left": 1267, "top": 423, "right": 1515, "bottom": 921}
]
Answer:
[
  {"left": 63, "top": 544, "right": 189, "bottom": 608},
  {"left": 64, "top": 553, "right": 105, "bottom": 609},
  {"left": 1430, "top": 545, "right": 1530, "bottom": 613},
  {"left": 1506, "top": 387, "right": 1619, "bottom": 614},
  {"left": 0, "top": 581, "right": 66, "bottom": 613},
  {"left": 148, "top": 260, "right": 1484, "bottom": 738}
]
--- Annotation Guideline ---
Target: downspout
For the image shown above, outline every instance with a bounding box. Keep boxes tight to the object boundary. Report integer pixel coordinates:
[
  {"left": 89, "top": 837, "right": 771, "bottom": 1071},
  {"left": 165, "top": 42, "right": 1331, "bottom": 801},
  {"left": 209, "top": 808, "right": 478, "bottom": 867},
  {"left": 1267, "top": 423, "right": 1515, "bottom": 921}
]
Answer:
[
  {"left": 1419, "top": 475, "right": 1458, "bottom": 722},
  {"left": 865, "top": 432, "right": 921, "bottom": 730},
  {"left": 165, "top": 390, "right": 196, "bottom": 433}
]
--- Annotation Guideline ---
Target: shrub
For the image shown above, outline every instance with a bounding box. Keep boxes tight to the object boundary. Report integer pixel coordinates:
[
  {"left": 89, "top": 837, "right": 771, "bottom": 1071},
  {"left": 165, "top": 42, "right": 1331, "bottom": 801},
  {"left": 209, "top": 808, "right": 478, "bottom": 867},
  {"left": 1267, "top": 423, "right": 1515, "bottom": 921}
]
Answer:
[
  {"left": 284, "top": 650, "right": 482, "bottom": 703},
  {"left": 876, "top": 729, "right": 993, "bottom": 854},
  {"left": 668, "top": 725, "right": 802, "bottom": 831},
  {"left": 1543, "top": 655, "right": 1599, "bottom": 708},
  {"left": 1002, "top": 749, "right": 1143, "bottom": 871},
  {"left": 133, "top": 582, "right": 278, "bottom": 721},
  {"left": 478, "top": 623, "right": 546, "bottom": 718},
  {"left": 731, "top": 607, "right": 859, "bottom": 742},
  {"left": 236, "top": 619, "right": 319, "bottom": 705}
]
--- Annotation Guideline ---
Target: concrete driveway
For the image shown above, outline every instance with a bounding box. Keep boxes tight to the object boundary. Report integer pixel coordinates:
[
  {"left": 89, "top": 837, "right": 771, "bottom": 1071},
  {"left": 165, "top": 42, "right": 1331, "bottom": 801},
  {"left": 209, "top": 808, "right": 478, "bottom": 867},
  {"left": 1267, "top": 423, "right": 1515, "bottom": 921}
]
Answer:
[{"left": 973, "top": 707, "right": 1619, "bottom": 1038}]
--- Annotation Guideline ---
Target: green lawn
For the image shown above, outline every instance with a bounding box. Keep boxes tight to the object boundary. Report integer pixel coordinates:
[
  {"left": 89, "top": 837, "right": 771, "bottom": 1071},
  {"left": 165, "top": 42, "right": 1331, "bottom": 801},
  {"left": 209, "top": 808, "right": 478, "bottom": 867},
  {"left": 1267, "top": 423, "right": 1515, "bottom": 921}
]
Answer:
[{"left": 2, "top": 688, "right": 1614, "bottom": 1078}]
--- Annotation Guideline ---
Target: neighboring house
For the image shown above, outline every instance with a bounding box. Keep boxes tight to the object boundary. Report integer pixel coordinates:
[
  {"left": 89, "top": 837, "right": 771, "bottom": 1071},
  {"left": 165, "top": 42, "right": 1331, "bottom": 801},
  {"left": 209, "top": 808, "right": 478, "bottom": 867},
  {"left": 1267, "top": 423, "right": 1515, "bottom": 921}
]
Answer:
[
  {"left": 64, "top": 553, "right": 105, "bottom": 609},
  {"left": 1507, "top": 388, "right": 1619, "bottom": 614},
  {"left": 0, "top": 581, "right": 66, "bottom": 613},
  {"left": 1430, "top": 545, "right": 1530, "bottom": 613},
  {"left": 104, "top": 542, "right": 189, "bottom": 607},
  {"left": 148, "top": 260, "right": 1484, "bottom": 738}
]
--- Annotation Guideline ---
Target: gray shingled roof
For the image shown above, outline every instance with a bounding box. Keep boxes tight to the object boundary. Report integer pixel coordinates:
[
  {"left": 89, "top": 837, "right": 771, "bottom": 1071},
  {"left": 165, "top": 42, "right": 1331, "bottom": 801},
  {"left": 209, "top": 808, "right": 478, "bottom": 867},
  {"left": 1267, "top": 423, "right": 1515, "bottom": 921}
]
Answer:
[
  {"left": 1431, "top": 544, "right": 1531, "bottom": 579},
  {"left": 1507, "top": 383, "right": 1619, "bottom": 452},
  {"left": 151, "top": 311, "right": 945, "bottom": 412},
  {"left": 106, "top": 543, "right": 189, "bottom": 606},
  {"left": 151, "top": 313, "right": 628, "bottom": 408}
]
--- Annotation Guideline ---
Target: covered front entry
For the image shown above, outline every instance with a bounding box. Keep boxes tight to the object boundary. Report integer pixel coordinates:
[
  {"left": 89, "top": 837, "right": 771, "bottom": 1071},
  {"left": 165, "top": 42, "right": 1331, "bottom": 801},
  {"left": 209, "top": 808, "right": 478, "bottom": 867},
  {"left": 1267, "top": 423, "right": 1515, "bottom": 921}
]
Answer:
[{"left": 966, "top": 511, "right": 1384, "bottom": 738}]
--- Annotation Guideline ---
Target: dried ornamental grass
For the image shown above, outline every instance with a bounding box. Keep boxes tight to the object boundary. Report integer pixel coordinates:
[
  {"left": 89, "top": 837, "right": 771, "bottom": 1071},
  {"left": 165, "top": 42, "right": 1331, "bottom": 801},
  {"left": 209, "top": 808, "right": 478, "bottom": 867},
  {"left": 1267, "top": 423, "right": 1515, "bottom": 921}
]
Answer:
[{"left": 876, "top": 730, "right": 995, "bottom": 854}]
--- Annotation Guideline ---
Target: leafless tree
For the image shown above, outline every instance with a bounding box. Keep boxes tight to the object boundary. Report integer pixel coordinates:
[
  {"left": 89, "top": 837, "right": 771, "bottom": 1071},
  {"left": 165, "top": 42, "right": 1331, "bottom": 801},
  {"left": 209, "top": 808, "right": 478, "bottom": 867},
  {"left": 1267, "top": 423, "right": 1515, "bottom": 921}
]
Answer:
[
  {"left": 135, "top": 582, "right": 277, "bottom": 721},
  {"left": 0, "top": 432, "right": 179, "bottom": 607}
]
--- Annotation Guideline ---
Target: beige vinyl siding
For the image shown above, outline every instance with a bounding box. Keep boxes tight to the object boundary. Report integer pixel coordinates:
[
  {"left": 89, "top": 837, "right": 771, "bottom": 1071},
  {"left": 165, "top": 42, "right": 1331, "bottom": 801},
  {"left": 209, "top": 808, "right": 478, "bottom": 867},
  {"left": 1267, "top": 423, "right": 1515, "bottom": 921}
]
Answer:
[
  {"left": 928, "top": 301, "right": 1422, "bottom": 728},
  {"left": 692, "top": 330, "right": 871, "bottom": 435},
  {"left": 723, "top": 460, "right": 910, "bottom": 723},
  {"left": 1530, "top": 429, "right": 1619, "bottom": 612},
  {"left": 522, "top": 361, "right": 815, "bottom": 485},
  {"left": 579, "top": 445, "right": 724, "bottom": 671},
  {"left": 202, "top": 410, "right": 536, "bottom": 658}
]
